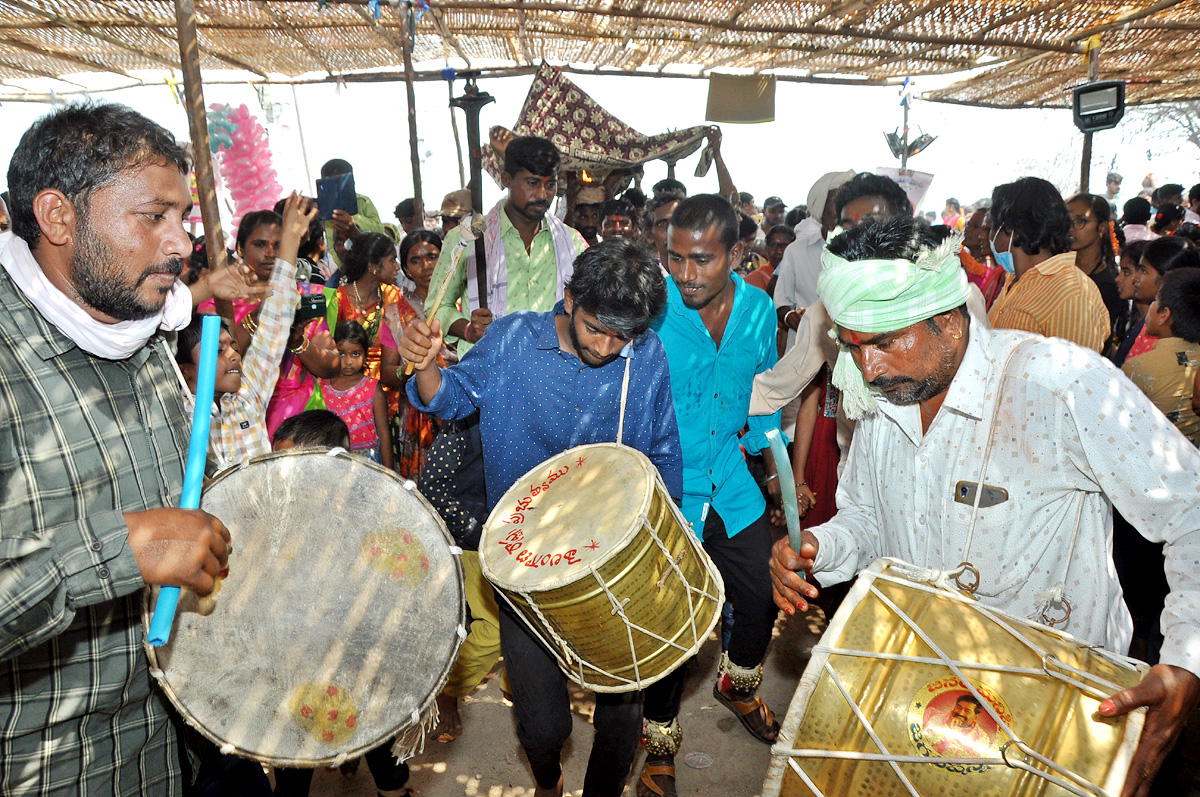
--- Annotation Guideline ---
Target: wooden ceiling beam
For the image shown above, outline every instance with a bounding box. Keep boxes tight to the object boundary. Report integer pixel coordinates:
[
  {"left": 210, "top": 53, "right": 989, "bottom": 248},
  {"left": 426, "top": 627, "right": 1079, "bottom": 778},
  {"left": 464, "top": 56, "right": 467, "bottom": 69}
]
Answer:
[
  {"left": 425, "top": 5, "right": 473, "bottom": 66},
  {"left": 3, "top": 0, "right": 180, "bottom": 72},
  {"left": 88, "top": 0, "right": 268, "bottom": 77},
  {"left": 0, "top": 53, "right": 89, "bottom": 86},
  {"left": 0, "top": 35, "right": 140, "bottom": 79},
  {"left": 620, "top": 0, "right": 646, "bottom": 47},
  {"left": 1067, "top": 0, "right": 1187, "bottom": 41},
  {"left": 516, "top": 3, "right": 534, "bottom": 65},
  {"left": 254, "top": 0, "right": 336, "bottom": 77},
  {"left": 788, "top": 0, "right": 943, "bottom": 69},
  {"left": 865, "top": 0, "right": 1080, "bottom": 72},
  {"left": 431, "top": 1, "right": 1079, "bottom": 54}
]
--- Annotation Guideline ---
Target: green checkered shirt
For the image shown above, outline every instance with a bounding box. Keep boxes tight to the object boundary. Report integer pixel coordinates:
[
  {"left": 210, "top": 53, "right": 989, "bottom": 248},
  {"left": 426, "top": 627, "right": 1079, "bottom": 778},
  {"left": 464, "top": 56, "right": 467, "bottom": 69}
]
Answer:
[{"left": 0, "top": 265, "right": 188, "bottom": 795}]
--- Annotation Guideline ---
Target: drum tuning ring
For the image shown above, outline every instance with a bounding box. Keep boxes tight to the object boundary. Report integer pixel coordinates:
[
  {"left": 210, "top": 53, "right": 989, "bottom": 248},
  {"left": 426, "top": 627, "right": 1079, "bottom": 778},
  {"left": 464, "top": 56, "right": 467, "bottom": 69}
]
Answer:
[
  {"left": 952, "top": 562, "right": 980, "bottom": 595},
  {"left": 999, "top": 740, "right": 1026, "bottom": 768},
  {"left": 1040, "top": 597, "right": 1072, "bottom": 627}
]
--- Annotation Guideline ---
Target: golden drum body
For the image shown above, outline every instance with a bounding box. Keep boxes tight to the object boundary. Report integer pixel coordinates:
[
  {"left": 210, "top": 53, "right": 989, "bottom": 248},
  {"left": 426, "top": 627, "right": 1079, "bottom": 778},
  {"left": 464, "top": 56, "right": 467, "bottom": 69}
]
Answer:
[
  {"left": 764, "top": 558, "right": 1146, "bottom": 797},
  {"left": 481, "top": 443, "right": 724, "bottom": 692}
]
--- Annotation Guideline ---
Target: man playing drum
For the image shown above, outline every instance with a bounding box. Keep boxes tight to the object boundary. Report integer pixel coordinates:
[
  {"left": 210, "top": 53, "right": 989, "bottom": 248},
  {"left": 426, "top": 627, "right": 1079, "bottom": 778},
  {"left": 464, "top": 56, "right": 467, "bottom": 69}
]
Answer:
[
  {"left": 770, "top": 215, "right": 1200, "bottom": 797},
  {"left": 398, "top": 237, "right": 681, "bottom": 797},
  {"left": 0, "top": 103, "right": 231, "bottom": 795}
]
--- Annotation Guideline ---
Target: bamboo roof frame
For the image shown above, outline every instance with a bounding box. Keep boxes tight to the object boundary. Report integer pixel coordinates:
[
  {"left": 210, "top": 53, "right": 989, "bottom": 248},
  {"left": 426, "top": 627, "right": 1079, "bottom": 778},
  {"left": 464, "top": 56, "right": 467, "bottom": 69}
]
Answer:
[{"left": 0, "top": 0, "right": 1197, "bottom": 107}]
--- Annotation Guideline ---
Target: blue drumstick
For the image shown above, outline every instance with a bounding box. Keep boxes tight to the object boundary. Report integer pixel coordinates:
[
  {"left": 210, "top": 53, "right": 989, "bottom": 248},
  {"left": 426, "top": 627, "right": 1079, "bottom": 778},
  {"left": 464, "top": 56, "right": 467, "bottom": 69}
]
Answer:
[
  {"left": 147, "top": 313, "right": 222, "bottom": 646},
  {"left": 765, "top": 428, "right": 803, "bottom": 555}
]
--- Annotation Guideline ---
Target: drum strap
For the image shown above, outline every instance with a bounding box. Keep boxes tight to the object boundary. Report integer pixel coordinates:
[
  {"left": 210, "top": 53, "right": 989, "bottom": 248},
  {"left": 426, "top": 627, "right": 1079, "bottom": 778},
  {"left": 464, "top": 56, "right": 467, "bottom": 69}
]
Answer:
[
  {"left": 958, "top": 338, "right": 1036, "bottom": 568},
  {"left": 616, "top": 356, "right": 631, "bottom": 446},
  {"left": 955, "top": 336, "right": 1078, "bottom": 627}
]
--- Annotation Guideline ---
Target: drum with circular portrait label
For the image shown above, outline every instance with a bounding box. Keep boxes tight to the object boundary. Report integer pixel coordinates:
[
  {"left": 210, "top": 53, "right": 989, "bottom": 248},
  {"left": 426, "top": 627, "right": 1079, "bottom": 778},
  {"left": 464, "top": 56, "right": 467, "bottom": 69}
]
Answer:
[
  {"left": 763, "top": 558, "right": 1147, "bottom": 797},
  {"left": 144, "top": 449, "right": 465, "bottom": 767},
  {"left": 480, "top": 443, "right": 724, "bottom": 693}
]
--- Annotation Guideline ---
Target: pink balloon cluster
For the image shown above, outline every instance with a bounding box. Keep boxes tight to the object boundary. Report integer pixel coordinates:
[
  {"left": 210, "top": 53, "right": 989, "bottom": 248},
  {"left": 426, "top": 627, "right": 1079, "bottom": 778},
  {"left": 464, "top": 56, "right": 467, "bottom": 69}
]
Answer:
[{"left": 210, "top": 103, "right": 283, "bottom": 236}]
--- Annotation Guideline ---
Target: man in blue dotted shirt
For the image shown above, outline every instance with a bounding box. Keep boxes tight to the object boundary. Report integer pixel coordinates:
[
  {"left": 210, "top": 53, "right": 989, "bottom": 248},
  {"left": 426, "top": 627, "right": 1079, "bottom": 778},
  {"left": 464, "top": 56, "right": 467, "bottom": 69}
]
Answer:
[{"left": 400, "top": 237, "right": 681, "bottom": 797}]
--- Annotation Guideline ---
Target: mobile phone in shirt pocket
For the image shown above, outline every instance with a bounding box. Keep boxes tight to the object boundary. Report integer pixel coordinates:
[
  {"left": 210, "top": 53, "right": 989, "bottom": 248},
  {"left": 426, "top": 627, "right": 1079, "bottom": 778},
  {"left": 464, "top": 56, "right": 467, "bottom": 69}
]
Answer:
[{"left": 953, "top": 480, "right": 1009, "bottom": 508}]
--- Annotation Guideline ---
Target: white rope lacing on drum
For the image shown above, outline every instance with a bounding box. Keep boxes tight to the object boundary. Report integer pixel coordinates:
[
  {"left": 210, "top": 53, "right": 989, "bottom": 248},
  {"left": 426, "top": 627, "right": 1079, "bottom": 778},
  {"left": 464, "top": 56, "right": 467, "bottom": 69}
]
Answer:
[
  {"left": 447, "top": 545, "right": 463, "bottom": 556},
  {"left": 616, "top": 356, "right": 631, "bottom": 447},
  {"left": 589, "top": 565, "right": 642, "bottom": 687},
  {"left": 324, "top": 447, "right": 347, "bottom": 457},
  {"left": 822, "top": 665, "right": 926, "bottom": 796},
  {"left": 511, "top": 587, "right": 631, "bottom": 689},
  {"left": 870, "top": 569, "right": 1135, "bottom": 696},
  {"left": 778, "top": 567, "right": 1131, "bottom": 797},
  {"left": 641, "top": 514, "right": 700, "bottom": 646}
]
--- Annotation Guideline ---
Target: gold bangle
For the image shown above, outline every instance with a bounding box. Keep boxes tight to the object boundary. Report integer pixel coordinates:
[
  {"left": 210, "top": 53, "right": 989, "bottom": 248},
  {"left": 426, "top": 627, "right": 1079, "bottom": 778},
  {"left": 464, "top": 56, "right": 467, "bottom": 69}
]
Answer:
[
  {"left": 242, "top": 314, "right": 259, "bottom": 333},
  {"left": 290, "top": 337, "right": 311, "bottom": 355}
]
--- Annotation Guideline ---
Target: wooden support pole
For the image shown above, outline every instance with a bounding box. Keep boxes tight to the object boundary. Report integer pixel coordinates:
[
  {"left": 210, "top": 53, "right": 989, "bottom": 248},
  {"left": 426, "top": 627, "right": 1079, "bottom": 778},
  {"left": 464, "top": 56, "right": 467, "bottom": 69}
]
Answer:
[
  {"left": 451, "top": 78, "right": 495, "bottom": 308},
  {"left": 402, "top": 7, "right": 425, "bottom": 222},
  {"left": 173, "top": 0, "right": 229, "bottom": 302},
  {"left": 1079, "top": 45, "right": 1101, "bottom": 194},
  {"left": 449, "top": 78, "right": 467, "bottom": 188}
]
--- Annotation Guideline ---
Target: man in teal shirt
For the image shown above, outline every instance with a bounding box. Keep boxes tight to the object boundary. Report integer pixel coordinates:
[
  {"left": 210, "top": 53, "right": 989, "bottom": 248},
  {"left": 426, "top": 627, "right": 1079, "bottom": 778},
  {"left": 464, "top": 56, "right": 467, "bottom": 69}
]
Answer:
[
  {"left": 639, "top": 194, "right": 783, "bottom": 797},
  {"left": 425, "top": 135, "right": 586, "bottom": 353}
]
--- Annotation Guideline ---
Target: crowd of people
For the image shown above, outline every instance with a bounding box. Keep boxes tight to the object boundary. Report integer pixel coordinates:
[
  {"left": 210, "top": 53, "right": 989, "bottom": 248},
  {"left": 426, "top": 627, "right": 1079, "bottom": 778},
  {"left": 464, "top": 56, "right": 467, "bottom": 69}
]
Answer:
[{"left": 2, "top": 98, "right": 1199, "bottom": 797}]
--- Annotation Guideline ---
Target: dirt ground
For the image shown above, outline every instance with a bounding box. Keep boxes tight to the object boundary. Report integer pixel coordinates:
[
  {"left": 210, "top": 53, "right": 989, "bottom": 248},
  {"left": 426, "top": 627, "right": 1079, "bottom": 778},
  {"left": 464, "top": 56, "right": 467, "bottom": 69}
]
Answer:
[
  {"left": 309, "top": 608, "right": 824, "bottom": 797},
  {"left": 286, "top": 458, "right": 1200, "bottom": 797},
  {"left": 310, "top": 607, "right": 1200, "bottom": 797}
]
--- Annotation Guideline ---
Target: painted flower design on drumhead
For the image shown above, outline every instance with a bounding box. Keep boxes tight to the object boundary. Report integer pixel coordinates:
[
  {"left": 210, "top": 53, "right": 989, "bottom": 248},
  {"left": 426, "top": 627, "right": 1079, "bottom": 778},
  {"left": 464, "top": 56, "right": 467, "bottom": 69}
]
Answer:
[
  {"left": 288, "top": 682, "right": 359, "bottom": 746},
  {"left": 360, "top": 529, "right": 430, "bottom": 587},
  {"left": 908, "top": 678, "right": 1011, "bottom": 774}
]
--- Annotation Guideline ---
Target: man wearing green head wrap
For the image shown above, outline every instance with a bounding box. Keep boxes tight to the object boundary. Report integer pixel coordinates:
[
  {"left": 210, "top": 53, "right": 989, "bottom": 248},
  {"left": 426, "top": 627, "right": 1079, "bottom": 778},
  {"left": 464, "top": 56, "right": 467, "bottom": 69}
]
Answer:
[{"left": 769, "top": 214, "right": 1200, "bottom": 797}]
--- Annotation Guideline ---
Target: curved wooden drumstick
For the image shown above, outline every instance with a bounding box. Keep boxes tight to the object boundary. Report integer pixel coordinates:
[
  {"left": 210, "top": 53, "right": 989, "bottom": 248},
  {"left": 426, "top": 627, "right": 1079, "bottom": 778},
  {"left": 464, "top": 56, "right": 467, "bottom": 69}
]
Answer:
[{"left": 404, "top": 214, "right": 485, "bottom": 376}]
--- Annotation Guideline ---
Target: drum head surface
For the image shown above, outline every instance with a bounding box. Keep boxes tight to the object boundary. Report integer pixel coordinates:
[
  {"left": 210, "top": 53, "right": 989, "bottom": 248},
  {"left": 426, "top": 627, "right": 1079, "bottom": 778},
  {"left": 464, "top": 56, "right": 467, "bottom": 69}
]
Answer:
[
  {"left": 146, "top": 451, "right": 464, "bottom": 766},
  {"left": 481, "top": 444, "right": 655, "bottom": 591}
]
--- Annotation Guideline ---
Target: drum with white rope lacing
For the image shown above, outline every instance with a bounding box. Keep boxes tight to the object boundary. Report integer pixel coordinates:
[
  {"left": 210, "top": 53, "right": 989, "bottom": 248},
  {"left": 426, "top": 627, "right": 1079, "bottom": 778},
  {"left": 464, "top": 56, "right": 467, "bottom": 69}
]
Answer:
[
  {"left": 763, "top": 558, "right": 1147, "bottom": 797},
  {"left": 144, "top": 449, "right": 465, "bottom": 767},
  {"left": 480, "top": 443, "right": 724, "bottom": 693}
]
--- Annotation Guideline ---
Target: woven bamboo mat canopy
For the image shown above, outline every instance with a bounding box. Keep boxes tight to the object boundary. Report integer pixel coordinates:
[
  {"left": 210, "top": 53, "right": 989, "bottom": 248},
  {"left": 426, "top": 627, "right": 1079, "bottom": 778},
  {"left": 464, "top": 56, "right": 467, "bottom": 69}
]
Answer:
[{"left": 0, "top": 0, "right": 1196, "bottom": 108}]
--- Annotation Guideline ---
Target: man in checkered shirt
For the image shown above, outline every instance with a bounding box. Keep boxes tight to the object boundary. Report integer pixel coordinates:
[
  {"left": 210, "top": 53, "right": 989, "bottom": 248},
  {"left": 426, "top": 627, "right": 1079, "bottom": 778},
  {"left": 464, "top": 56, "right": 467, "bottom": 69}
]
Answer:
[{"left": 0, "top": 103, "right": 231, "bottom": 795}]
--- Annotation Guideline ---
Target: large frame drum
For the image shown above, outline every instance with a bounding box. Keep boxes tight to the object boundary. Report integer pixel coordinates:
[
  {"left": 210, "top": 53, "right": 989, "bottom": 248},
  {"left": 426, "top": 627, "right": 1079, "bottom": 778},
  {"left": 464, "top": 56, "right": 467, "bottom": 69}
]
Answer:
[
  {"left": 764, "top": 558, "right": 1147, "bottom": 797},
  {"left": 145, "top": 450, "right": 465, "bottom": 766},
  {"left": 481, "top": 443, "right": 724, "bottom": 692}
]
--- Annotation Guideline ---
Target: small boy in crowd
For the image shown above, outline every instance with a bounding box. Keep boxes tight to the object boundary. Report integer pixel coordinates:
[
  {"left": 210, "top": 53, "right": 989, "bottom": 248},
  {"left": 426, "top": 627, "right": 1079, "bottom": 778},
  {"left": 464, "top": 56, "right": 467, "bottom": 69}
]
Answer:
[
  {"left": 1122, "top": 267, "right": 1200, "bottom": 446},
  {"left": 273, "top": 409, "right": 351, "bottom": 451}
]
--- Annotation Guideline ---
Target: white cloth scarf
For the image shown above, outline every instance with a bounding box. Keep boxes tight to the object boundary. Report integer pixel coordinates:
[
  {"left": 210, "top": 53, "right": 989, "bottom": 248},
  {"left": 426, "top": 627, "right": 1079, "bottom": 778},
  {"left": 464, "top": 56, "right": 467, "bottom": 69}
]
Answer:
[
  {"left": 466, "top": 199, "right": 578, "bottom": 318},
  {"left": 0, "top": 234, "right": 192, "bottom": 360}
]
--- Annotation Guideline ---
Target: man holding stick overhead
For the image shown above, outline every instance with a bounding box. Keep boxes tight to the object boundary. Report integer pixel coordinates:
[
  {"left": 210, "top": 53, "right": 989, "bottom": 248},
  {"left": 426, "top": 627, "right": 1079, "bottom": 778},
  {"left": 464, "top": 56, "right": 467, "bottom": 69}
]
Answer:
[
  {"left": 399, "top": 238, "right": 680, "bottom": 797},
  {"left": 425, "top": 134, "right": 586, "bottom": 353},
  {"left": 770, "top": 215, "right": 1200, "bottom": 797},
  {"left": 0, "top": 103, "right": 232, "bottom": 795}
]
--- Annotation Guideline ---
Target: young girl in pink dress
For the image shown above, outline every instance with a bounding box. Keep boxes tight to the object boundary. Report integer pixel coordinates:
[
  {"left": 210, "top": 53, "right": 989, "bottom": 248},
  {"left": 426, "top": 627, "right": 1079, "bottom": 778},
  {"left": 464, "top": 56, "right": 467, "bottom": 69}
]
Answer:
[{"left": 319, "top": 321, "right": 393, "bottom": 468}]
